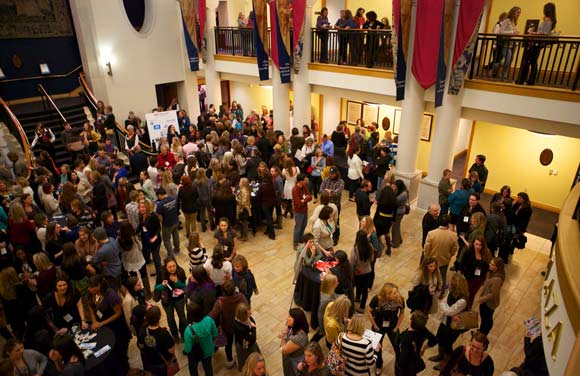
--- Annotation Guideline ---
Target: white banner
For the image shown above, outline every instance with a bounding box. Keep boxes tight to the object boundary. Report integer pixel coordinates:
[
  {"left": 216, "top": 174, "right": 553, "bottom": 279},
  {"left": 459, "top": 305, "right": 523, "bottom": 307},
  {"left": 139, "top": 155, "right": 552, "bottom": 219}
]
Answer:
[{"left": 145, "top": 111, "right": 180, "bottom": 144}]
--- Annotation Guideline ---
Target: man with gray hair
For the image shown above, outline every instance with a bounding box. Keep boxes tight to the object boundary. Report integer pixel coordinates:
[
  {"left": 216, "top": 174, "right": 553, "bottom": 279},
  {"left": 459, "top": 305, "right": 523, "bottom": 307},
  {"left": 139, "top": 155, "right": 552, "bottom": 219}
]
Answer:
[{"left": 422, "top": 203, "right": 440, "bottom": 248}]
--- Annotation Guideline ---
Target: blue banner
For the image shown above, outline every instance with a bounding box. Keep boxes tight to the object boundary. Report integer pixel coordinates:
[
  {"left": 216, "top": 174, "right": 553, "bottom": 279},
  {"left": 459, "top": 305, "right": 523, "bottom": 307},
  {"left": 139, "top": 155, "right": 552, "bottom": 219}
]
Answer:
[
  {"left": 435, "top": 8, "right": 447, "bottom": 107},
  {"left": 253, "top": 0, "right": 269, "bottom": 81},
  {"left": 181, "top": 12, "right": 199, "bottom": 71},
  {"left": 274, "top": 2, "right": 291, "bottom": 83},
  {"left": 395, "top": 8, "right": 406, "bottom": 101}
]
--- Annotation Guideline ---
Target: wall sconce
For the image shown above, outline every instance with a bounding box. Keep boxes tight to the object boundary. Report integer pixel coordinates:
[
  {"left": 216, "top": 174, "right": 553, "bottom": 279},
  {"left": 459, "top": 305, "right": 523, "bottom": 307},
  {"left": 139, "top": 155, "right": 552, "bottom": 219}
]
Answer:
[
  {"left": 39, "top": 63, "right": 51, "bottom": 75},
  {"left": 106, "top": 62, "right": 113, "bottom": 76}
]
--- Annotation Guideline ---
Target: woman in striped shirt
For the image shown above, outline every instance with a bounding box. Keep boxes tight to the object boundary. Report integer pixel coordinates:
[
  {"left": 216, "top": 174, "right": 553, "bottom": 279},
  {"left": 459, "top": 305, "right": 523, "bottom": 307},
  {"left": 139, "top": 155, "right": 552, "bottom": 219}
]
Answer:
[
  {"left": 339, "top": 313, "right": 380, "bottom": 375},
  {"left": 187, "top": 232, "right": 207, "bottom": 272}
]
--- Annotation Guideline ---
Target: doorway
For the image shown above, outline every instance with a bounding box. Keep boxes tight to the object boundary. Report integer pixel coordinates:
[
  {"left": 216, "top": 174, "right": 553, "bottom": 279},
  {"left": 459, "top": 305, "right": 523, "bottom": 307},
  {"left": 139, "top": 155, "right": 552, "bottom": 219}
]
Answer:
[{"left": 155, "top": 82, "right": 179, "bottom": 111}]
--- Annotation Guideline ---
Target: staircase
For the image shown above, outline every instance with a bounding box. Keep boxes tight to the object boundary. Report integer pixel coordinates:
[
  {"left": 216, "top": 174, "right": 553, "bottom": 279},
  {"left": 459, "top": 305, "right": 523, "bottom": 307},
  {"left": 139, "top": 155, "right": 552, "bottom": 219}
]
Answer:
[{"left": 11, "top": 96, "right": 92, "bottom": 167}]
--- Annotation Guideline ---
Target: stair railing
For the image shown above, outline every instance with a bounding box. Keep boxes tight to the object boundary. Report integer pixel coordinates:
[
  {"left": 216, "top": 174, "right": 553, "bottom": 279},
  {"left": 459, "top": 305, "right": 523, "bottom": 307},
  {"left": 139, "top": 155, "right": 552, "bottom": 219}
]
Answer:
[
  {"left": 37, "top": 83, "right": 68, "bottom": 124},
  {"left": 0, "top": 97, "right": 34, "bottom": 171},
  {"left": 78, "top": 72, "right": 99, "bottom": 113}
]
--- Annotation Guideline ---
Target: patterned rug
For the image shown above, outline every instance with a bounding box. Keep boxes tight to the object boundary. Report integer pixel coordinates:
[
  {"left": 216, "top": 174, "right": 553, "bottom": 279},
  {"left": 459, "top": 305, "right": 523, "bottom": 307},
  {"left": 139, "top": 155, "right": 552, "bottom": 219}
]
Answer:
[{"left": 0, "top": 0, "right": 73, "bottom": 39}]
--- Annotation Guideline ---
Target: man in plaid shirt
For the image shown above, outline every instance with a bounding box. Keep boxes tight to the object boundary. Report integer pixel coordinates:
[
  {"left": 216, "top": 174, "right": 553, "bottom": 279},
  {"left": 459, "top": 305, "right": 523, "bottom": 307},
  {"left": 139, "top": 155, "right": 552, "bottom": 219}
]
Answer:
[{"left": 320, "top": 167, "right": 344, "bottom": 245}]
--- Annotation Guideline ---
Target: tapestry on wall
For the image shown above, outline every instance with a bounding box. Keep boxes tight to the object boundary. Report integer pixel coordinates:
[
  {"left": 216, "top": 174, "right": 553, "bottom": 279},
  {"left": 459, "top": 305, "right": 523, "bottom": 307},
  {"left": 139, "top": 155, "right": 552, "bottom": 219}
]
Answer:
[{"left": 0, "top": 0, "right": 73, "bottom": 39}]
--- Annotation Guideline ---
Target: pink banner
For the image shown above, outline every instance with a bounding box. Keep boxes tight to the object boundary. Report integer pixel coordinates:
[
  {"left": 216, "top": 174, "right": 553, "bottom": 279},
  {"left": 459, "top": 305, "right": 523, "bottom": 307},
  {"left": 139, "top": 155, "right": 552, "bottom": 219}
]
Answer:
[
  {"left": 269, "top": 1, "right": 279, "bottom": 68},
  {"left": 412, "top": 0, "right": 445, "bottom": 89},
  {"left": 198, "top": 0, "right": 206, "bottom": 42},
  {"left": 452, "top": 0, "right": 485, "bottom": 67},
  {"left": 292, "top": 0, "right": 306, "bottom": 52}
]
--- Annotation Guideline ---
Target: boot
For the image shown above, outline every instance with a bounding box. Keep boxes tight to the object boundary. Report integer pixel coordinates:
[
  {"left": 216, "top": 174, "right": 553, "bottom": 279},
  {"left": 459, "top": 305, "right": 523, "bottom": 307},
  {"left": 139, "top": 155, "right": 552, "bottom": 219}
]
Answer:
[
  {"left": 241, "top": 221, "right": 249, "bottom": 241},
  {"left": 428, "top": 347, "right": 444, "bottom": 362},
  {"left": 275, "top": 216, "right": 283, "bottom": 229},
  {"left": 385, "top": 235, "right": 392, "bottom": 256}
]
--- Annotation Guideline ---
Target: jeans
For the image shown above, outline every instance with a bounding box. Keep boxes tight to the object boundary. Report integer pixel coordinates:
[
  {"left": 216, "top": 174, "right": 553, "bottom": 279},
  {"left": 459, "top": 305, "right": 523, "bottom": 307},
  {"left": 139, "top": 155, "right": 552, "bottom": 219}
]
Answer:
[
  {"left": 188, "top": 353, "right": 213, "bottom": 376},
  {"left": 439, "top": 265, "right": 449, "bottom": 288},
  {"left": 310, "top": 175, "right": 322, "bottom": 199},
  {"left": 479, "top": 302, "right": 495, "bottom": 335},
  {"left": 162, "top": 223, "right": 180, "bottom": 257},
  {"left": 143, "top": 238, "right": 162, "bottom": 276},
  {"left": 163, "top": 298, "right": 186, "bottom": 338},
  {"left": 183, "top": 212, "right": 197, "bottom": 237},
  {"left": 347, "top": 177, "right": 360, "bottom": 198},
  {"left": 501, "top": 46, "right": 514, "bottom": 79},
  {"left": 262, "top": 205, "right": 275, "bottom": 238},
  {"left": 376, "top": 329, "right": 400, "bottom": 369},
  {"left": 293, "top": 212, "right": 308, "bottom": 244},
  {"left": 391, "top": 214, "right": 404, "bottom": 247}
]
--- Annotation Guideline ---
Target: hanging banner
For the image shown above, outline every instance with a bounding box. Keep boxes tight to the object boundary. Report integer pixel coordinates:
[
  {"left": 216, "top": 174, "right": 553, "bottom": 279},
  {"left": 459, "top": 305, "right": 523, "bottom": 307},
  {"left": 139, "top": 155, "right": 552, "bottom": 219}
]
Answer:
[
  {"left": 268, "top": 1, "right": 279, "bottom": 69},
  {"left": 412, "top": 0, "right": 445, "bottom": 90},
  {"left": 254, "top": 0, "right": 270, "bottom": 80},
  {"left": 448, "top": 0, "right": 486, "bottom": 94},
  {"left": 275, "top": 0, "right": 292, "bottom": 83},
  {"left": 292, "top": 0, "right": 306, "bottom": 74},
  {"left": 448, "top": 15, "right": 483, "bottom": 94},
  {"left": 197, "top": 0, "right": 206, "bottom": 63},
  {"left": 434, "top": 0, "right": 456, "bottom": 107},
  {"left": 179, "top": 0, "right": 199, "bottom": 71},
  {"left": 393, "top": 0, "right": 412, "bottom": 101}
]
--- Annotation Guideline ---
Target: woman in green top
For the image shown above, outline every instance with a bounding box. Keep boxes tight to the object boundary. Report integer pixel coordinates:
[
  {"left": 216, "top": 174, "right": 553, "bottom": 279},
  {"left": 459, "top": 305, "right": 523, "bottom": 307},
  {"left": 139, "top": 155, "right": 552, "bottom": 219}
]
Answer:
[
  {"left": 155, "top": 257, "right": 187, "bottom": 342},
  {"left": 184, "top": 302, "right": 218, "bottom": 376}
]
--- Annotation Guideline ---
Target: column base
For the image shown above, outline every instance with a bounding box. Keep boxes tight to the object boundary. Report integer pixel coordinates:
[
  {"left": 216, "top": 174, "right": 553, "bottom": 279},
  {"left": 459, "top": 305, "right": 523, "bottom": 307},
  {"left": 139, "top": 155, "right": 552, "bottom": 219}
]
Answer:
[
  {"left": 418, "top": 177, "right": 439, "bottom": 211},
  {"left": 394, "top": 169, "right": 423, "bottom": 206}
]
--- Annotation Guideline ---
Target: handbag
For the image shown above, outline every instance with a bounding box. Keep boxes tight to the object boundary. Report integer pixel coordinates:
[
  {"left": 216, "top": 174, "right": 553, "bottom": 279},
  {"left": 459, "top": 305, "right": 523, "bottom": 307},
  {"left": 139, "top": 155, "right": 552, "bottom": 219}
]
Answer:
[
  {"left": 68, "top": 140, "right": 85, "bottom": 151},
  {"left": 106, "top": 192, "right": 117, "bottom": 208},
  {"left": 450, "top": 310, "right": 479, "bottom": 330},
  {"left": 306, "top": 165, "right": 313, "bottom": 174},
  {"left": 214, "top": 331, "right": 227, "bottom": 347},
  {"left": 326, "top": 333, "right": 347, "bottom": 375},
  {"left": 161, "top": 354, "right": 180, "bottom": 376}
]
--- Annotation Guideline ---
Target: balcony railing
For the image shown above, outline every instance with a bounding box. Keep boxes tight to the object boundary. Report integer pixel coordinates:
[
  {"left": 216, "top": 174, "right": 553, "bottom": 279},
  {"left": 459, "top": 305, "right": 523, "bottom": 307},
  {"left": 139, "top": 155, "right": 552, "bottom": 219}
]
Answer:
[
  {"left": 470, "top": 33, "right": 580, "bottom": 90},
  {"left": 311, "top": 28, "right": 393, "bottom": 69},
  {"left": 214, "top": 26, "right": 579, "bottom": 91}
]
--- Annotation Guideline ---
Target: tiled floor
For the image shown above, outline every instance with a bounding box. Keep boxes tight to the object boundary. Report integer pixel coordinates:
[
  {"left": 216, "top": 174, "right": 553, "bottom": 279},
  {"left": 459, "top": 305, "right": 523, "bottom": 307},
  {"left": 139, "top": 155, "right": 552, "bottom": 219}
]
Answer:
[{"left": 131, "top": 191, "right": 550, "bottom": 375}]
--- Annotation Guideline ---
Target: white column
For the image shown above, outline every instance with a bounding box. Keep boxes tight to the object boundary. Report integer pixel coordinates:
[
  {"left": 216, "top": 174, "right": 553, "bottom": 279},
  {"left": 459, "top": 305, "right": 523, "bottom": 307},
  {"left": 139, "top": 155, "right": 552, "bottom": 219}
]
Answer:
[
  {"left": 205, "top": 0, "right": 222, "bottom": 109},
  {"left": 394, "top": 0, "right": 424, "bottom": 205},
  {"left": 417, "top": 0, "right": 462, "bottom": 210},
  {"left": 272, "top": 69, "right": 290, "bottom": 132},
  {"left": 292, "top": 0, "right": 316, "bottom": 131}
]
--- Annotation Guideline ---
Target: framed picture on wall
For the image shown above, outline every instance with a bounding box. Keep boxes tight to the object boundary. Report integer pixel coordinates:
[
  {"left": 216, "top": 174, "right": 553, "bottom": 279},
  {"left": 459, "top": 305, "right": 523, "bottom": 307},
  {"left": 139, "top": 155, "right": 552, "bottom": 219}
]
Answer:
[
  {"left": 347, "top": 101, "right": 363, "bottom": 125},
  {"left": 362, "top": 103, "right": 379, "bottom": 126},
  {"left": 393, "top": 108, "right": 402, "bottom": 134},
  {"left": 420, "top": 114, "right": 434, "bottom": 141},
  {"left": 392, "top": 109, "right": 433, "bottom": 142}
]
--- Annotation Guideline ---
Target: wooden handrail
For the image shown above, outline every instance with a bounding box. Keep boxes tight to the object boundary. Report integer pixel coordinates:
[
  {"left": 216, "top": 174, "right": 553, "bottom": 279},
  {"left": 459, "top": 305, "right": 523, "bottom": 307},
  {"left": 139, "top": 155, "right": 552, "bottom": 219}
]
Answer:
[
  {"left": 0, "top": 65, "right": 82, "bottom": 83},
  {"left": 79, "top": 72, "right": 98, "bottom": 111},
  {"left": 37, "top": 84, "right": 67, "bottom": 124},
  {"left": 0, "top": 97, "right": 33, "bottom": 170}
]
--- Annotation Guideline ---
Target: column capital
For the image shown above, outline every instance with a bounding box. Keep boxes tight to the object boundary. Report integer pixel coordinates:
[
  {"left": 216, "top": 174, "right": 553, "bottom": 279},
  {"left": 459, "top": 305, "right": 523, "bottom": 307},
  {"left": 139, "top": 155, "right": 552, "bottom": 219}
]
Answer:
[{"left": 206, "top": 0, "right": 219, "bottom": 11}]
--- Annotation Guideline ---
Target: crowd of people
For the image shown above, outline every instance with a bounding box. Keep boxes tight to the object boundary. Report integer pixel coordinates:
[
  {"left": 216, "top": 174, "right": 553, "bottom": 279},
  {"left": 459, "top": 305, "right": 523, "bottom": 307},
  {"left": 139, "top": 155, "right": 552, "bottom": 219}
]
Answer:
[{"left": 0, "top": 93, "right": 547, "bottom": 376}]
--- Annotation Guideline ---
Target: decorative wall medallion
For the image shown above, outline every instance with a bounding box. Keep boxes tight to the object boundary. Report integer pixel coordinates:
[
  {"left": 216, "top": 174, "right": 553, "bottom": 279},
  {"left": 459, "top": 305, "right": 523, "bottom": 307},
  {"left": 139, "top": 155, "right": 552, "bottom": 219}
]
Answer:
[
  {"left": 540, "top": 148, "right": 553, "bottom": 166},
  {"left": 12, "top": 54, "right": 22, "bottom": 69},
  {"left": 382, "top": 117, "right": 390, "bottom": 131},
  {"left": 122, "top": 0, "right": 146, "bottom": 32}
]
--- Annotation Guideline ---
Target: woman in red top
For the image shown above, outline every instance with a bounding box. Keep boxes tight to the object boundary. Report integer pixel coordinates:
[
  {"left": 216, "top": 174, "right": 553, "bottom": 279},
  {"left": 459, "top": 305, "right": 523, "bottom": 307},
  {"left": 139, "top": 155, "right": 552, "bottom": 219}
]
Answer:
[{"left": 8, "top": 203, "right": 37, "bottom": 250}]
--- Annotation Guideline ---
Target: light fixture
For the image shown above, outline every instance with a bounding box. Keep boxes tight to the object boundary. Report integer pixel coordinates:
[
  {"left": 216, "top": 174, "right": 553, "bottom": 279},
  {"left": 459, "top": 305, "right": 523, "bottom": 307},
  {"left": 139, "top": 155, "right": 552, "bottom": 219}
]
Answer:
[
  {"left": 0, "top": 67, "right": 5, "bottom": 79},
  {"left": 106, "top": 62, "right": 113, "bottom": 76},
  {"left": 39, "top": 63, "right": 51, "bottom": 75}
]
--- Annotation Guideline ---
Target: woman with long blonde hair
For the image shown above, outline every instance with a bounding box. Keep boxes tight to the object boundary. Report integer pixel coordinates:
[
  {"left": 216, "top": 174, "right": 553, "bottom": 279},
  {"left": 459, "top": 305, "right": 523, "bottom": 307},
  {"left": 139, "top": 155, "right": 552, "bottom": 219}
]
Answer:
[
  {"left": 367, "top": 282, "right": 405, "bottom": 372},
  {"left": 430, "top": 273, "right": 469, "bottom": 367},
  {"left": 323, "top": 295, "right": 351, "bottom": 348},
  {"left": 242, "top": 352, "right": 267, "bottom": 376},
  {"left": 8, "top": 203, "right": 37, "bottom": 251}
]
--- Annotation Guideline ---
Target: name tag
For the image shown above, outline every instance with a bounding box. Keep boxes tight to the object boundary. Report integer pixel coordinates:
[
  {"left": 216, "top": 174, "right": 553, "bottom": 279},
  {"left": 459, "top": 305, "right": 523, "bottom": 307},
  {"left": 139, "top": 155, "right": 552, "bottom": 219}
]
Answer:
[
  {"left": 96, "top": 310, "right": 103, "bottom": 319},
  {"left": 382, "top": 320, "right": 390, "bottom": 328},
  {"left": 142, "top": 226, "right": 147, "bottom": 232},
  {"left": 475, "top": 268, "right": 481, "bottom": 276},
  {"left": 0, "top": 247, "right": 6, "bottom": 255},
  {"left": 463, "top": 216, "right": 469, "bottom": 223},
  {"left": 223, "top": 245, "right": 228, "bottom": 251},
  {"left": 63, "top": 314, "right": 74, "bottom": 323}
]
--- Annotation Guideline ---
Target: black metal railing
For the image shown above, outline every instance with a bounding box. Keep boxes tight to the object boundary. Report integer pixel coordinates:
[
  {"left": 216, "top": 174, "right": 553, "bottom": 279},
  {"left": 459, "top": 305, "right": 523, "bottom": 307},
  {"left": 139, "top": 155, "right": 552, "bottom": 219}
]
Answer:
[
  {"left": 37, "top": 83, "right": 68, "bottom": 124},
  {"left": 214, "top": 26, "right": 580, "bottom": 91},
  {"left": 311, "top": 28, "right": 393, "bottom": 69},
  {"left": 470, "top": 33, "right": 580, "bottom": 90},
  {"left": 215, "top": 27, "right": 258, "bottom": 57}
]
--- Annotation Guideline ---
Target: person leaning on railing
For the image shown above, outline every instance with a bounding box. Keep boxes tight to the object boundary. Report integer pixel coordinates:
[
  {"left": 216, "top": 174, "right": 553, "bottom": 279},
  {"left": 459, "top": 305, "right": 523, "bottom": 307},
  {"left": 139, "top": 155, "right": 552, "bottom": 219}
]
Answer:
[{"left": 516, "top": 2, "right": 557, "bottom": 86}]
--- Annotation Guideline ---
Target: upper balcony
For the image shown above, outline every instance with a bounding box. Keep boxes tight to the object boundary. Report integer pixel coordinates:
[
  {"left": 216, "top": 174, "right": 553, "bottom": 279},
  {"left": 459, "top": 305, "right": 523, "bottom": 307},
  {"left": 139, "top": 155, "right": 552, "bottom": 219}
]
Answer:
[{"left": 214, "top": 27, "right": 580, "bottom": 92}]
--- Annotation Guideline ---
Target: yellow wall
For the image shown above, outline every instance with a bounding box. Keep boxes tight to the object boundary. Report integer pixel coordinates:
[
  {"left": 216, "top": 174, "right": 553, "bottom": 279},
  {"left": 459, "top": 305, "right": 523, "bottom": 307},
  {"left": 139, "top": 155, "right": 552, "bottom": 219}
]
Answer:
[
  {"left": 338, "top": 98, "right": 435, "bottom": 172},
  {"left": 345, "top": 0, "right": 392, "bottom": 24},
  {"left": 487, "top": 0, "right": 579, "bottom": 35},
  {"left": 468, "top": 121, "right": 580, "bottom": 210}
]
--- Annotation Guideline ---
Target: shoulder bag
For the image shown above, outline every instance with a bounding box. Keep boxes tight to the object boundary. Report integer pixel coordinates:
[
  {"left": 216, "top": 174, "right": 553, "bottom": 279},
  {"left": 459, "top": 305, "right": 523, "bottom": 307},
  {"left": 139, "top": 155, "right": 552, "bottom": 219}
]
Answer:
[
  {"left": 326, "top": 332, "right": 347, "bottom": 375},
  {"left": 450, "top": 310, "right": 479, "bottom": 331}
]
